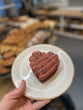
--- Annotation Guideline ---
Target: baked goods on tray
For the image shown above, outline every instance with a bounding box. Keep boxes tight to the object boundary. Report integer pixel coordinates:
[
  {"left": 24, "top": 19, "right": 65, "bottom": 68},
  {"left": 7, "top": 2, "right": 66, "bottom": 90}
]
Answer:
[
  {"left": 2, "top": 57, "right": 16, "bottom": 67},
  {"left": 29, "top": 51, "right": 59, "bottom": 82},
  {"left": 0, "top": 66, "right": 10, "bottom": 75},
  {"left": 0, "top": 21, "right": 51, "bottom": 75},
  {"left": 0, "top": 59, "right": 4, "bottom": 66},
  {"left": 0, "top": 51, "right": 19, "bottom": 75},
  {"left": 18, "top": 16, "right": 29, "bottom": 22},
  {"left": 27, "top": 31, "right": 50, "bottom": 47},
  {"left": 2, "top": 51, "right": 15, "bottom": 59}
]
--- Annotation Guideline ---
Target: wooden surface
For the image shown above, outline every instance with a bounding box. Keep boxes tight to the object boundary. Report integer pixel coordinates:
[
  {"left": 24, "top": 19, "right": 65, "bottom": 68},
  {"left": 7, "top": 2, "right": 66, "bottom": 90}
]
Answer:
[
  {"left": 34, "top": 10, "right": 83, "bottom": 18},
  {"left": 0, "top": 78, "right": 14, "bottom": 101},
  {"left": 49, "top": 11, "right": 83, "bottom": 18}
]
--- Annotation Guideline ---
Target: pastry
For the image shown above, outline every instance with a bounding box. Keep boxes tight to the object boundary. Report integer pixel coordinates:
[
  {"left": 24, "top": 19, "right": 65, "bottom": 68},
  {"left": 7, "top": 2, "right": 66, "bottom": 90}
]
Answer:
[
  {"left": 18, "top": 31, "right": 36, "bottom": 46},
  {"left": 0, "top": 44, "right": 25, "bottom": 54},
  {"left": 2, "top": 35, "right": 17, "bottom": 44},
  {"left": 44, "top": 20, "right": 56, "bottom": 29},
  {"left": 29, "top": 51, "right": 59, "bottom": 82},
  {"left": 40, "top": 21, "right": 50, "bottom": 29},
  {"left": 0, "top": 45, "right": 13, "bottom": 54},
  {"left": 27, "top": 31, "right": 49, "bottom": 47},
  {"left": 2, "top": 34, "right": 24, "bottom": 45},
  {"left": 16, "top": 46, "right": 25, "bottom": 52},
  {"left": 0, "top": 66, "right": 10, "bottom": 75},
  {"left": 3, "top": 51, "right": 16, "bottom": 59},
  {"left": 2, "top": 57, "right": 16, "bottom": 67},
  {"left": 15, "top": 51, "right": 20, "bottom": 56},
  {"left": 0, "top": 58, "right": 4, "bottom": 65},
  {"left": 18, "top": 16, "right": 29, "bottom": 22},
  {"left": 0, "top": 45, "right": 19, "bottom": 54}
]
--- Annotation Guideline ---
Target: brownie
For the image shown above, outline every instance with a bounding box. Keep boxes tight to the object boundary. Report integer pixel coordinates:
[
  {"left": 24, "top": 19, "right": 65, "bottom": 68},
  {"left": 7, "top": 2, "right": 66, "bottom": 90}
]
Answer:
[{"left": 29, "top": 51, "right": 59, "bottom": 82}]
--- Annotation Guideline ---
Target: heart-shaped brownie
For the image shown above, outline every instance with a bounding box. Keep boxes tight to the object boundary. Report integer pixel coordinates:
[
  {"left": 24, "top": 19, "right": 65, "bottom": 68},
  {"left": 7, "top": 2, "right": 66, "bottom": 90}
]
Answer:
[{"left": 29, "top": 51, "right": 59, "bottom": 82}]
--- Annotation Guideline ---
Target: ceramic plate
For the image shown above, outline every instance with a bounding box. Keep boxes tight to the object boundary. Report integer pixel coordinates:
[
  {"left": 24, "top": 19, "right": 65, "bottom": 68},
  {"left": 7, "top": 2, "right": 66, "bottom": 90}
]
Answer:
[{"left": 11, "top": 44, "right": 74, "bottom": 100}]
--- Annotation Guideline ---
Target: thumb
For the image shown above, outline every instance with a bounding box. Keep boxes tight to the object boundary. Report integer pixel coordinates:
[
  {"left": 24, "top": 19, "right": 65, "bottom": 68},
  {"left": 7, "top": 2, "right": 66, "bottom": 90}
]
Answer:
[{"left": 9, "top": 80, "right": 26, "bottom": 99}]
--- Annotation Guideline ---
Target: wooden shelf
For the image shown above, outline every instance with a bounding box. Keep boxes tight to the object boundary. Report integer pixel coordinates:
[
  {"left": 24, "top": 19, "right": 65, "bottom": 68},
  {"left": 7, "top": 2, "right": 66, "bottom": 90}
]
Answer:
[
  {"left": 70, "top": 24, "right": 83, "bottom": 30},
  {"left": 54, "top": 30, "right": 83, "bottom": 40},
  {"left": 56, "top": 23, "right": 68, "bottom": 28},
  {"left": 58, "top": 7, "right": 83, "bottom": 11},
  {"left": 34, "top": 10, "right": 83, "bottom": 18},
  {"left": 56, "top": 23, "right": 83, "bottom": 30},
  {"left": 49, "top": 11, "right": 83, "bottom": 18}
]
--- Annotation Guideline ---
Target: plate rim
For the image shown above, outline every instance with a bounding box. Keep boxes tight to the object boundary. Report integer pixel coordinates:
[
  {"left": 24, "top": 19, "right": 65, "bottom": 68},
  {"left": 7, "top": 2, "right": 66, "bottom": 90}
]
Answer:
[{"left": 11, "top": 44, "right": 75, "bottom": 100}]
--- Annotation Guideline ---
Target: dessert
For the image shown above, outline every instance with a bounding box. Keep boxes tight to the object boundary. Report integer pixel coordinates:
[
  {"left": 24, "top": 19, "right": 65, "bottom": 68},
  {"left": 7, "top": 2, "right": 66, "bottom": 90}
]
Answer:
[
  {"left": 3, "top": 51, "right": 15, "bottom": 59},
  {"left": 27, "top": 31, "right": 49, "bottom": 47},
  {"left": 18, "top": 16, "right": 29, "bottom": 22},
  {"left": 15, "top": 51, "right": 20, "bottom": 56},
  {"left": 0, "top": 66, "right": 10, "bottom": 75},
  {"left": 0, "top": 59, "right": 4, "bottom": 65},
  {"left": 29, "top": 51, "right": 59, "bottom": 82},
  {"left": 2, "top": 57, "right": 15, "bottom": 67}
]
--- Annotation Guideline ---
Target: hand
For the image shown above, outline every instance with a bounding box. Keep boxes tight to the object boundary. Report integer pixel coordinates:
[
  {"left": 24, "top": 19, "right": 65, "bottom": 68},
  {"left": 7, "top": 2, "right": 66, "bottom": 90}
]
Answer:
[{"left": 0, "top": 80, "right": 51, "bottom": 110}]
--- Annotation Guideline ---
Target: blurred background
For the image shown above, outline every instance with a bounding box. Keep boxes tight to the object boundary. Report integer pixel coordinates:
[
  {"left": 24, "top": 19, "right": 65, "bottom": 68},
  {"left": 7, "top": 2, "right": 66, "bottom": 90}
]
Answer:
[{"left": 0, "top": 0, "right": 83, "bottom": 110}]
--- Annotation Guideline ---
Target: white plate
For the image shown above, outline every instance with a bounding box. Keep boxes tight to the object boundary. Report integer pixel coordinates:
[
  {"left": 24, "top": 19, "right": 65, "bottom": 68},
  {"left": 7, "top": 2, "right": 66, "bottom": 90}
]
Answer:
[{"left": 11, "top": 44, "right": 74, "bottom": 100}]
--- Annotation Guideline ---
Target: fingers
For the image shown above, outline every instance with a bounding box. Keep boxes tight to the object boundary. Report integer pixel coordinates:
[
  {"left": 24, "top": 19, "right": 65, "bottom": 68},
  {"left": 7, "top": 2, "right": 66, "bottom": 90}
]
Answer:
[
  {"left": 33, "top": 100, "right": 51, "bottom": 110},
  {"left": 9, "top": 80, "right": 26, "bottom": 99},
  {"left": 24, "top": 99, "right": 33, "bottom": 110}
]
